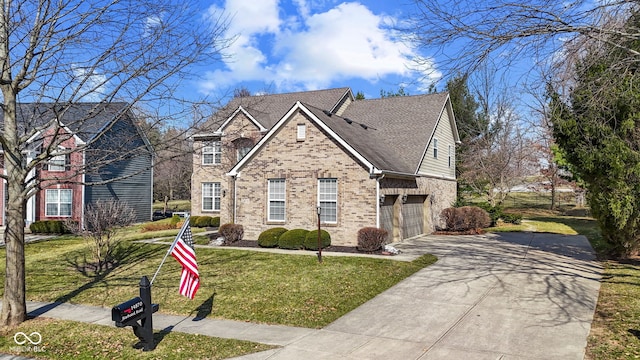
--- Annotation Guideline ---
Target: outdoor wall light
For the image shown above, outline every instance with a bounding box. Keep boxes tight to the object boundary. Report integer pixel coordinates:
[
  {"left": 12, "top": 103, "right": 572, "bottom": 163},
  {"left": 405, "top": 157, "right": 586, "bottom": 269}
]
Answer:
[
  {"left": 401, "top": 194, "right": 408, "bottom": 203},
  {"left": 379, "top": 194, "right": 385, "bottom": 203}
]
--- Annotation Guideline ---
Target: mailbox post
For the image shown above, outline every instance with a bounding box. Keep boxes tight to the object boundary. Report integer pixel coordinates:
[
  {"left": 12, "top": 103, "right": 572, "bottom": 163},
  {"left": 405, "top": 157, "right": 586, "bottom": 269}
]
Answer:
[{"left": 112, "top": 276, "right": 159, "bottom": 351}]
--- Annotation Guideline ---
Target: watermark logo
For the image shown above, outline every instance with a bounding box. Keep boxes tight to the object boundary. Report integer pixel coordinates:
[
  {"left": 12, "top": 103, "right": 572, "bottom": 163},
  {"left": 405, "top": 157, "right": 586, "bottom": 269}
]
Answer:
[
  {"left": 14, "top": 332, "right": 42, "bottom": 345},
  {"left": 10, "top": 331, "right": 45, "bottom": 353}
]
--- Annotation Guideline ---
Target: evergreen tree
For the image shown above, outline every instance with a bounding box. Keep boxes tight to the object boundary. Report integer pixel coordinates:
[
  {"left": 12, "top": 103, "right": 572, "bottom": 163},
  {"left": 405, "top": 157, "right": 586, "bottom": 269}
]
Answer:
[{"left": 550, "top": 11, "right": 640, "bottom": 256}]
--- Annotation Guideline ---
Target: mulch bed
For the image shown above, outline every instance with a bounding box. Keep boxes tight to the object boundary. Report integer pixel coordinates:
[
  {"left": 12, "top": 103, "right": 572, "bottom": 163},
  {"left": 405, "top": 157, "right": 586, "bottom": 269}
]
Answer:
[{"left": 220, "top": 239, "right": 386, "bottom": 255}]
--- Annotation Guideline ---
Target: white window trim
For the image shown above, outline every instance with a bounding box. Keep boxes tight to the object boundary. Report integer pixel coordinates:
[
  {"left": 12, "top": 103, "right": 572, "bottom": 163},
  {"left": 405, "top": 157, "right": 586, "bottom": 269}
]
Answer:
[
  {"left": 202, "top": 141, "right": 222, "bottom": 165},
  {"left": 202, "top": 182, "right": 221, "bottom": 211},
  {"left": 297, "top": 123, "right": 306, "bottom": 141},
  {"left": 45, "top": 188, "right": 72, "bottom": 217},
  {"left": 318, "top": 178, "right": 337, "bottom": 224},
  {"left": 268, "top": 179, "right": 286, "bottom": 222}
]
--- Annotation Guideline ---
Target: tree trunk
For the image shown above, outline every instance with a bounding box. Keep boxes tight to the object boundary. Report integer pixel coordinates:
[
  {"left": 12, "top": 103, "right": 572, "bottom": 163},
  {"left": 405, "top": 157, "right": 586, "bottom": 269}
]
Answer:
[{"left": 0, "top": 98, "right": 28, "bottom": 326}]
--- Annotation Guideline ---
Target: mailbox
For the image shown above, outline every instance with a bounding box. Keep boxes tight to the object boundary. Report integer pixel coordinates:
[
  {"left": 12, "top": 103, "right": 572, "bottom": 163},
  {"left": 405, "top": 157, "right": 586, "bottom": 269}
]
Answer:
[
  {"left": 111, "top": 276, "right": 159, "bottom": 351},
  {"left": 112, "top": 297, "right": 145, "bottom": 327}
]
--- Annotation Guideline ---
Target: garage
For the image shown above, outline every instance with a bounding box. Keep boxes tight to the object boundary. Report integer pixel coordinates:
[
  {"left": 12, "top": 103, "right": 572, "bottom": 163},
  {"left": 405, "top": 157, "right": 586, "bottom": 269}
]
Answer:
[
  {"left": 379, "top": 195, "right": 397, "bottom": 243},
  {"left": 401, "top": 195, "right": 426, "bottom": 239}
]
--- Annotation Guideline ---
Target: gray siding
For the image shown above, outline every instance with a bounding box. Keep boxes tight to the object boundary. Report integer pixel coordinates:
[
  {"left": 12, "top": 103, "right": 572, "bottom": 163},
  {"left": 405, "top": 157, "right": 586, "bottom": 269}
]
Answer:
[
  {"left": 418, "top": 109, "right": 456, "bottom": 179},
  {"left": 84, "top": 116, "right": 153, "bottom": 223}
]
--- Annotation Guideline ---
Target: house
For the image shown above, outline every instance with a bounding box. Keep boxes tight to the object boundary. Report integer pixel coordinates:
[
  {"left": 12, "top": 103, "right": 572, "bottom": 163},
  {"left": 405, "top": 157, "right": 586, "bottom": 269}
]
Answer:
[
  {"left": 0, "top": 102, "right": 154, "bottom": 227},
  {"left": 191, "top": 88, "right": 460, "bottom": 246}
]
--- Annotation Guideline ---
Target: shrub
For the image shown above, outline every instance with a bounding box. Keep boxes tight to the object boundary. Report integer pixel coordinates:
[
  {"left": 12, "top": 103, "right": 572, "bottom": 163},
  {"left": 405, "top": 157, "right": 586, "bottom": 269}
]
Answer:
[
  {"left": 502, "top": 213, "right": 523, "bottom": 225},
  {"left": 303, "top": 230, "right": 331, "bottom": 250},
  {"left": 476, "top": 202, "right": 503, "bottom": 226},
  {"left": 189, "top": 216, "right": 200, "bottom": 227},
  {"left": 170, "top": 214, "right": 181, "bottom": 225},
  {"left": 440, "top": 207, "right": 457, "bottom": 231},
  {"left": 195, "top": 216, "right": 213, "bottom": 228},
  {"left": 29, "top": 221, "right": 46, "bottom": 234},
  {"left": 211, "top": 217, "right": 220, "bottom": 227},
  {"left": 258, "top": 227, "right": 288, "bottom": 248},
  {"left": 141, "top": 222, "right": 176, "bottom": 232},
  {"left": 219, "top": 223, "right": 244, "bottom": 244},
  {"left": 278, "top": 229, "right": 309, "bottom": 249},
  {"left": 440, "top": 206, "right": 491, "bottom": 231},
  {"left": 357, "top": 227, "right": 388, "bottom": 252}
]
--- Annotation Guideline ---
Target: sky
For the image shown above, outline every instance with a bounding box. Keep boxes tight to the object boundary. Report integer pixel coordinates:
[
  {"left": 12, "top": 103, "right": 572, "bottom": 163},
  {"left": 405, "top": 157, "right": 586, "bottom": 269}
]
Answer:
[{"left": 195, "top": 0, "right": 440, "bottom": 100}]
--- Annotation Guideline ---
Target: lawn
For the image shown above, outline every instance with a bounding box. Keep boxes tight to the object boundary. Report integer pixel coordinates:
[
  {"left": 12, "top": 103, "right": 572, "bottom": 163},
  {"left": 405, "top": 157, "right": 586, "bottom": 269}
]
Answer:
[
  {"left": 0, "top": 231, "right": 436, "bottom": 329},
  {"left": 0, "top": 317, "right": 275, "bottom": 359}
]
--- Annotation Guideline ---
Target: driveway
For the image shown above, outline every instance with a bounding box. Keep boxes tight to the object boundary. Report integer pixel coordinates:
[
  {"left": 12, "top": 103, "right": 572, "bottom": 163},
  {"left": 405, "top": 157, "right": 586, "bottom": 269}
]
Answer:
[{"left": 239, "top": 232, "right": 602, "bottom": 359}]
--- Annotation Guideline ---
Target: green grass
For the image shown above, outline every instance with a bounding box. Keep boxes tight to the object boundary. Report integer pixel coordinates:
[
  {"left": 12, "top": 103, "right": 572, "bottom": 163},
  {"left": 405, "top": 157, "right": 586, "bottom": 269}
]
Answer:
[
  {"left": 0, "top": 235, "right": 436, "bottom": 329},
  {"left": 153, "top": 200, "right": 191, "bottom": 212},
  {"left": 0, "top": 317, "right": 275, "bottom": 359}
]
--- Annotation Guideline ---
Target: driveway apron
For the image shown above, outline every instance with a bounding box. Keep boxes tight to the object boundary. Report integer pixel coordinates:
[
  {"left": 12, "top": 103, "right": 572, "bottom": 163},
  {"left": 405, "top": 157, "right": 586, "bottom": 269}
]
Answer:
[{"left": 239, "top": 232, "right": 602, "bottom": 360}]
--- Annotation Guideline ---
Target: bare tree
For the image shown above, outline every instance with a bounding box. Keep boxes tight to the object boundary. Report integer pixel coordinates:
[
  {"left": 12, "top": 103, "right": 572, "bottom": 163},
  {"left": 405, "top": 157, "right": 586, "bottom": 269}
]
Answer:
[
  {"left": 67, "top": 200, "right": 135, "bottom": 274},
  {"left": 407, "top": 1, "right": 640, "bottom": 77},
  {"left": 458, "top": 66, "right": 536, "bottom": 205},
  {"left": 0, "top": 0, "right": 230, "bottom": 326}
]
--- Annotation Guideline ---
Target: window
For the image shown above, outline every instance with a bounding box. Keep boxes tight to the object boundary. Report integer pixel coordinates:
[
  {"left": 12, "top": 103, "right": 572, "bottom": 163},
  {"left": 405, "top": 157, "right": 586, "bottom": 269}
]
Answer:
[
  {"left": 47, "top": 149, "right": 69, "bottom": 171},
  {"left": 45, "top": 189, "right": 72, "bottom": 217},
  {"left": 237, "top": 146, "right": 251, "bottom": 161},
  {"left": 448, "top": 145, "right": 452, "bottom": 167},
  {"left": 318, "top": 178, "right": 337, "bottom": 223},
  {"left": 268, "top": 179, "right": 285, "bottom": 221},
  {"left": 202, "top": 182, "right": 221, "bottom": 211},
  {"left": 433, "top": 138, "right": 438, "bottom": 159},
  {"left": 202, "top": 141, "right": 221, "bottom": 165},
  {"left": 297, "top": 123, "right": 306, "bottom": 141}
]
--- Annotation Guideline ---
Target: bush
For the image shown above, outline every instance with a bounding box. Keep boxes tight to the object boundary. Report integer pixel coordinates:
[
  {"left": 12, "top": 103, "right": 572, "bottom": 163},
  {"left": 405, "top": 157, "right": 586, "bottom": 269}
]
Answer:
[
  {"left": 189, "top": 216, "right": 200, "bottom": 227},
  {"left": 258, "top": 227, "right": 288, "bottom": 248},
  {"left": 211, "top": 217, "right": 220, "bottom": 227},
  {"left": 170, "top": 214, "right": 181, "bottom": 225},
  {"left": 357, "top": 227, "right": 388, "bottom": 252},
  {"left": 195, "top": 216, "right": 213, "bottom": 227},
  {"left": 303, "top": 230, "right": 331, "bottom": 250},
  {"left": 219, "top": 223, "right": 244, "bottom": 244},
  {"left": 440, "top": 206, "right": 491, "bottom": 231},
  {"left": 502, "top": 213, "right": 523, "bottom": 225},
  {"left": 30, "top": 220, "right": 71, "bottom": 234},
  {"left": 476, "top": 202, "right": 503, "bottom": 226},
  {"left": 278, "top": 229, "right": 309, "bottom": 250}
]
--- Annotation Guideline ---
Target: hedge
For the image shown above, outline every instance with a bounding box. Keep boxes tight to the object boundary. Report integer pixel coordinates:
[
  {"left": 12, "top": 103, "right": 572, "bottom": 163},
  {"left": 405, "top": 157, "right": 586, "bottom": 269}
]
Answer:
[
  {"left": 278, "top": 229, "right": 309, "bottom": 249},
  {"left": 303, "top": 230, "right": 331, "bottom": 250},
  {"left": 258, "top": 227, "right": 288, "bottom": 248}
]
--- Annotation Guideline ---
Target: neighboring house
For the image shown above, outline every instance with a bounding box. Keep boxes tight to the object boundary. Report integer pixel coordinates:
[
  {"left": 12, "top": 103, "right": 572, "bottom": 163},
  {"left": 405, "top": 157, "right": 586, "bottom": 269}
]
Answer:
[
  {"left": 0, "top": 102, "right": 154, "bottom": 227},
  {"left": 191, "top": 88, "right": 460, "bottom": 246}
]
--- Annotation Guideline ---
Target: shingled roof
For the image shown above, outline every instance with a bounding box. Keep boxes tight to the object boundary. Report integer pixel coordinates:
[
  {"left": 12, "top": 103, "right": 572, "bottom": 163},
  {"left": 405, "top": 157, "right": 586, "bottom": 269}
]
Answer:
[
  {"left": 201, "top": 87, "right": 352, "bottom": 133},
  {"left": 340, "top": 93, "right": 453, "bottom": 174},
  {"left": 2, "top": 102, "right": 133, "bottom": 142}
]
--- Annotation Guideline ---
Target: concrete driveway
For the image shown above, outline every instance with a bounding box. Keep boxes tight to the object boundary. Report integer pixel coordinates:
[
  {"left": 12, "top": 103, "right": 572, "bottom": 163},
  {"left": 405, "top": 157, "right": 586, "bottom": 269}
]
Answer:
[{"left": 240, "top": 232, "right": 602, "bottom": 359}]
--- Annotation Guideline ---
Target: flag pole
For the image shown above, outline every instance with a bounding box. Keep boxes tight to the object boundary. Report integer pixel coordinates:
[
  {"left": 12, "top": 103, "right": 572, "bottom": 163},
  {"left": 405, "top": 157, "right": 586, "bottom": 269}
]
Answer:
[{"left": 151, "top": 215, "right": 190, "bottom": 285}]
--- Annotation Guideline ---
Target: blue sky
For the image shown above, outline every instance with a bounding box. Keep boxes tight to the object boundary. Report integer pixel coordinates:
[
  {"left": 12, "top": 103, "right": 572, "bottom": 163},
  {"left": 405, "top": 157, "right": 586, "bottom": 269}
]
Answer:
[{"left": 195, "top": 0, "right": 440, "bottom": 100}]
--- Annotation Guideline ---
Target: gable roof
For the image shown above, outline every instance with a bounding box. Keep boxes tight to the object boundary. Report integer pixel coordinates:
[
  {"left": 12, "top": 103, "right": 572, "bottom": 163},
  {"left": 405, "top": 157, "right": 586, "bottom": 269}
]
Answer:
[
  {"left": 340, "top": 92, "right": 458, "bottom": 174},
  {"left": 228, "top": 92, "right": 456, "bottom": 177},
  {"left": 3, "top": 102, "right": 134, "bottom": 142},
  {"left": 198, "top": 87, "right": 353, "bottom": 135}
]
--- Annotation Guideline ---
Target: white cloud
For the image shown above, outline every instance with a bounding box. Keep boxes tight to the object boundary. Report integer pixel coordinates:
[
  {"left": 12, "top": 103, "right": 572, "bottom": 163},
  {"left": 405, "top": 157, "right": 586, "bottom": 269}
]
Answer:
[{"left": 199, "top": 1, "right": 439, "bottom": 93}]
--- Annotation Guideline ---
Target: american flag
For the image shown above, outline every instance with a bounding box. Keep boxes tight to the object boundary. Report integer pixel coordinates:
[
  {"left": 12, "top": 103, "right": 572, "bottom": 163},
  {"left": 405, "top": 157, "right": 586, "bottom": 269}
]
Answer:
[{"left": 170, "top": 219, "right": 200, "bottom": 299}]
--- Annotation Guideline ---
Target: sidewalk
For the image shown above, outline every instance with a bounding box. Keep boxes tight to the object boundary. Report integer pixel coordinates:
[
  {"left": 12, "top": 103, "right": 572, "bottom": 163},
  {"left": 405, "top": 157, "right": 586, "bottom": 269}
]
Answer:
[{"left": 2, "top": 232, "right": 602, "bottom": 359}]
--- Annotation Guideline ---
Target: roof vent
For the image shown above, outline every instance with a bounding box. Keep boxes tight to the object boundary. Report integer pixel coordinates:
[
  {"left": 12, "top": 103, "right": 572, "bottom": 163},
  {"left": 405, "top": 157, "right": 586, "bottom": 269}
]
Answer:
[
  {"left": 360, "top": 123, "right": 368, "bottom": 130},
  {"left": 323, "top": 110, "right": 332, "bottom": 117},
  {"left": 344, "top": 118, "right": 353, "bottom": 124}
]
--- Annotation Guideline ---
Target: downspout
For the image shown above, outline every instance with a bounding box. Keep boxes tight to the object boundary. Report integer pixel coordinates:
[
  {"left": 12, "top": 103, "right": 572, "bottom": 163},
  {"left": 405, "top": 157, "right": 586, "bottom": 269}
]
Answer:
[
  {"left": 232, "top": 175, "right": 237, "bottom": 223},
  {"left": 376, "top": 174, "right": 385, "bottom": 228}
]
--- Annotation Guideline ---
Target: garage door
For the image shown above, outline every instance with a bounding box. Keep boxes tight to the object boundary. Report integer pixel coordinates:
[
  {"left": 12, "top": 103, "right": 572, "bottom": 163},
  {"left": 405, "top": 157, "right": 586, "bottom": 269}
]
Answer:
[
  {"left": 402, "top": 195, "right": 426, "bottom": 239},
  {"left": 379, "top": 195, "right": 396, "bottom": 243}
]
